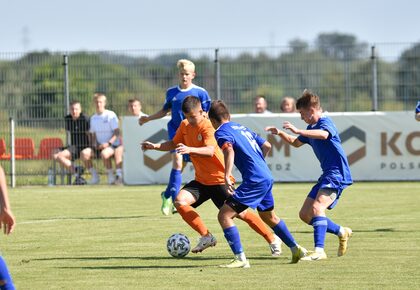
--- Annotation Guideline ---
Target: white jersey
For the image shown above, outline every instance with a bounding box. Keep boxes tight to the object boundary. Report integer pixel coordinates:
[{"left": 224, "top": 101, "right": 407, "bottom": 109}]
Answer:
[{"left": 90, "top": 109, "right": 121, "bottom": 146}]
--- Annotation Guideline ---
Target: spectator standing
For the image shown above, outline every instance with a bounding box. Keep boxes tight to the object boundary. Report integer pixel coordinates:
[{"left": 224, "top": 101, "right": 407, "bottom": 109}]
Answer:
[
  {"left": 280, "top": 96, "right": 297, "bottom": 113},
  {"left": 254, "top": 95, "right": 272, "bottom": 114}
]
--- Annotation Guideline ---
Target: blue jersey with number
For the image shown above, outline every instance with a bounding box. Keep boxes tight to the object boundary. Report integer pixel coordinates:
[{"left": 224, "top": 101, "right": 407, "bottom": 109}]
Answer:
[
  {"left": 416, "top": 101, "right": 420, "bottom": 114},
  {"left": 215, "top": 121, "right": 272, "bottom": 183},
  {"left": 163, "top": 84, "right": 211, "bottom": 139},
  {"left": 298, "top": 115, "right": 353, "bottom": 187}
]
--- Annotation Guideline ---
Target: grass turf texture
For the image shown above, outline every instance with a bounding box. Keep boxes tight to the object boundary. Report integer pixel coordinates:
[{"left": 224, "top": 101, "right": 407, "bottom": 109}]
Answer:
[{"left": 3, "top": 182, "right": 420, "bottom": 289}]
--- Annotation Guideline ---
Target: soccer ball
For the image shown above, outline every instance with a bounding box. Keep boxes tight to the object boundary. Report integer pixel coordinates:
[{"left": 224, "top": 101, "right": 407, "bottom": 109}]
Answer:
[{"left": 167, "top": 233, "right": 190, "bottom": 258}]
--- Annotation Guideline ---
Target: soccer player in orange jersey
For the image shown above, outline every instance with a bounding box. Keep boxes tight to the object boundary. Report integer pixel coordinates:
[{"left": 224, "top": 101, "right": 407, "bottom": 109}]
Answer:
[{"left": 141, "top": 96, "right": 282, "bottom": 255}]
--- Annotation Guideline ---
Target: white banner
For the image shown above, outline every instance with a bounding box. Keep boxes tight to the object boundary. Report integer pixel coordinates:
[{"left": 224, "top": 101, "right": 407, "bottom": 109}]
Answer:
[{"left": 122, "top": 112, "right": 420, "bottom": 185}]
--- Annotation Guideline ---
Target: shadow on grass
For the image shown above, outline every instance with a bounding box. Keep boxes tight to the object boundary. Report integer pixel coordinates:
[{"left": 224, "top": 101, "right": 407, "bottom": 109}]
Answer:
[{"left": 31, "top": 255, "right": 282, "bottom": 262}]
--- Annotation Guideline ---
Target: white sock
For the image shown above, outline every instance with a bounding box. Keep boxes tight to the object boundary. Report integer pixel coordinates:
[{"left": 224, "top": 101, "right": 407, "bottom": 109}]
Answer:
[
  {"left": 338, "top": 227, "right": 345, "bottom": 237},
  {"left": 235, "top": 252, "right": 247, "bottom": 261},
  {"left": 315, "top": 247, "right": 325, "bottom": 253},
  {"left": 116, "top": 168, "right": 123, "bottom": 177}
]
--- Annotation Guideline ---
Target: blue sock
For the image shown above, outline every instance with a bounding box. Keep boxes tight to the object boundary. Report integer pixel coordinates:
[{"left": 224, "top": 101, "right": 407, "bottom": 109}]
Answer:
[
  {"left": 0, "top": 256, "right": 15, "bottom": 290},
  {"left": 164, "top": 169, "right": 182, "bottom": 200},
  {"left": 272, "top": 220, "right": 297, "bottom": 248},
  {"left": 223, "top": 226, "right": 243, "bottom": 254},
  {"left": 311, "top": 216, "right": 328, "bottom": 249},
  {"left": 326, "top": 217, "right": 340, "bottom": 235}
]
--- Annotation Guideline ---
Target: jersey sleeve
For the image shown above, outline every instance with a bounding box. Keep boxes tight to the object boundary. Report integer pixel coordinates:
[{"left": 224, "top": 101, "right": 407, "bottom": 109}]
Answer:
[
  {"left": 201, "top": 122, "right": 217, "bottom": 147},
  {"left": 162, "top": 89, "right": 172, "bottom": 111},
  {"left": 215, "top": 129, "right": 234, "bottom": 149},
  {"left": 318, "top": 117, "right": 336, "bottom": 139},
  {"left": 416, "top": 101, "right": 420, "bottom": 113},
  {"left": 253, "top": 132, "right": 266, "bottom": 148}
]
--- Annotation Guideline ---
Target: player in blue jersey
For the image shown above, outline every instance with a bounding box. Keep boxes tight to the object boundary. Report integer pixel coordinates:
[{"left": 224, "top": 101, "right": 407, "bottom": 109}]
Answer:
[
  {"left": 266, "top": 89, "right": 353, "bottom": 261},
  {"left": 208, "top": 100, "right": 308, "bottom": 268},
  {"left": 139, "top": 59, "right": 211, "bottom": 215},
  {"left": 415, "top": 101, "right": 420, "bottom": 121}
]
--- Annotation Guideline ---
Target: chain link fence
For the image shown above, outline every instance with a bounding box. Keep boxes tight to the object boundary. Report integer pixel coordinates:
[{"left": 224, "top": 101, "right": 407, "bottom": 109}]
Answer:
[{"left": 0, "top": 43, "right": 419, "bottom": 185}]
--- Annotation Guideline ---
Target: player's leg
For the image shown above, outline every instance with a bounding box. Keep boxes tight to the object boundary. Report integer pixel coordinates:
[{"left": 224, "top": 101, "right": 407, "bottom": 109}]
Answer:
[
  {"left": 257, "top": 183, "right": 308, "bottom": 263},
  {"left": 100, "top": 147, "right": 116, "bottom": 184},
  {"left": 174, "top": 182, "right": 216, "bottom": 253},
  {"left": 208, "top": 183, "right": 278, "bottom": 254},
  {"left": 113, "top": 145, "right": 123, "bottom": 184},
  {"left": 161, "top": 152, "right": 182, "bottom": 215},
  {"left": 80, "top": 148, "right": 99, "bottom": 184},
  {"left": 218, "top": 198, "right": 250, "bottom": 268}
]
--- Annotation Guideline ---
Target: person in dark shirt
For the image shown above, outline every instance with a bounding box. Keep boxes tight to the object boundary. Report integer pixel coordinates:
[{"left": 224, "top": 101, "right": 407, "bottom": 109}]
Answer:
[{"left": 53, "top": 100, "right": 90, "bottom": 184}]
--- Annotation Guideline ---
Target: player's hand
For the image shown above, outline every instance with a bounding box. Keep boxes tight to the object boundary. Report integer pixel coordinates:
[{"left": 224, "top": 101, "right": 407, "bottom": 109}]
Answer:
[
  {"left": 283, "top": 121, "right": 300, "bottom": 134},
  {"left": 265, "top": 126, "right": 281, "bottom": 135},
  {"left": 0, "top": 209, "right": 16, "bottom": 235},
  {"left": 175, "top": 143, "right": 189, "bottom": 155},
  {"left": 139, "top": 116, "right": 149, "bottom": 126},
  {"left": 225, "top": 177, "right": 235, "bottom": 194},
  {"left": 141, "top": 141, "right": 155, "bottom": 151}
]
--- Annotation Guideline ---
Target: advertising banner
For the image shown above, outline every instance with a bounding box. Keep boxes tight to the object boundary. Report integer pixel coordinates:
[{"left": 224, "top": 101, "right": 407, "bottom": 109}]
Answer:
[{"left": 123, "top": 112, "right": 420, "bottom": 185}]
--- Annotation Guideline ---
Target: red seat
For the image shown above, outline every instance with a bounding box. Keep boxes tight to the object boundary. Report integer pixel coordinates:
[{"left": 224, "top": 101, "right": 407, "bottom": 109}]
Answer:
[
  {"left": 14, "top": 138, "right": 35, "bottom": 159},
  {"left": 0, "top": 139, "right": 10, "bottom": 160},
  {"left": 37, "top": 138, "right": 64, "bottom": 159}
]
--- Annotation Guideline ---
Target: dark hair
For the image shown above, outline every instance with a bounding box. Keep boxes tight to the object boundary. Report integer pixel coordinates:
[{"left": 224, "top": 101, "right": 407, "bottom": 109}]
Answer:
[
  {"left": 70, "top": 100, "right": 81, "bottom": 106},
  {"left": 128, "top": 98, "right": 141, "bottom": 105},
  {"left": 182, "top": 96, "right": 201, "bottom": 113},
  {"left": 208, "top": 100, "right": 230, "bottom": 123},
  {"left": 296, "top": 89, "right": 321, "bottom": 110}
]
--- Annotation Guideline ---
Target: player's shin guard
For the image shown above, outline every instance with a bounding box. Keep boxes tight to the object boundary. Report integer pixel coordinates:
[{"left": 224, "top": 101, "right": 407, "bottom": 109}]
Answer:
[
  {"left": 272, "top": 220, "right": 297, "bottom": 248},
  {"left": 164, "top": 169, "right": 182, "bottom": 200},
  {"left": 311, "top": 216, "right": 328, "bottom": 249},
  {"left": 242, "top": 211, "right": 274, "bottom": 243},
  {"left": 0, "top": 256, "right": 15, "bottom": 290},
  {"left": 177, "top": 205, "right": 208, "bottom": 236},
  {"left": 223, "top": 226, "right": 243, "bottom": 255}
]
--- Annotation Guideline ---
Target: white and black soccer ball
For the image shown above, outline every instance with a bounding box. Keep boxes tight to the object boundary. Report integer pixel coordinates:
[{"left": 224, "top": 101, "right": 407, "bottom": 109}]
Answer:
[{"left": 167, "top": 233, "right": 190, "bottom": 258}]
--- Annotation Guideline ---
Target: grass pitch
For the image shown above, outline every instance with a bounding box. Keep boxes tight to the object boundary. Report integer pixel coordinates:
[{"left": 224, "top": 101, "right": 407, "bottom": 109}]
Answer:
[{"left": 4, "top": 182, "right": 420, "bottom": 289}]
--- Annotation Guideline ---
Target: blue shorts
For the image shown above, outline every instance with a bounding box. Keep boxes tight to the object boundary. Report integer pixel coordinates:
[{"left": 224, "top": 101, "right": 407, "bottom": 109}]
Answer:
[
  {"left": 232, "top": 179, "right": 275, "bottom": 211},
  {"left": 308, "top": 173, "right": 349, "bottom": 210}
]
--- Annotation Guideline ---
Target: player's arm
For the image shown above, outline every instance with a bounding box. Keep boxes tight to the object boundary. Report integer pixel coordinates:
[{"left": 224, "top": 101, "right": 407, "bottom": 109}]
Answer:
[
  {"left": 221, "top": 142, "right": 235, "bottom": 194},
  {"left": 139, "top": 108, "right": 169, "bottom": 126},
  {"left": 416, "top": 112, "right": 420, "bottom": 122},
  {"left": 0, "top": 166, "right": 15, "bottom": 235},
  {"left": 260, "top": 141, "right": 271, "bottom": 158},
  {"left": 175, "top": 144, "right": 214, "bottom": 157},
  {"left": 265, "top": 126, "right": 303, "bottom": 148},
  {"left": 283, "top": 121, "right": 329, "bottom": 140},
  {"left": 141, "top": 140, "right": 176, "bottom": 152}
]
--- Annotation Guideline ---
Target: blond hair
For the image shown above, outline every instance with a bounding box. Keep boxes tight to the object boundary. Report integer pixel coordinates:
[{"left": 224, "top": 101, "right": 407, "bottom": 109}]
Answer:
[
  {"left": 93, "top": 92, "right": 107, "bottom": 102},
  {"left": 177, "top": 59, "right": 195, "bottom": 72}
]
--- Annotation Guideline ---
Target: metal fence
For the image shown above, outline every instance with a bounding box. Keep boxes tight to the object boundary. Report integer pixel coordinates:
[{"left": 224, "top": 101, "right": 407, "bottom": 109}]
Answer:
[{"left": 0, "top": 43, "right": 419, "bottom": 185}]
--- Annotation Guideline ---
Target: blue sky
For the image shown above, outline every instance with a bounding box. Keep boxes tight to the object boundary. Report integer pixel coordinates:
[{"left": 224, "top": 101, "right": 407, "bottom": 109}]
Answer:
[{"left": 1, "top": 0, "right": 419, "bottom": 53}]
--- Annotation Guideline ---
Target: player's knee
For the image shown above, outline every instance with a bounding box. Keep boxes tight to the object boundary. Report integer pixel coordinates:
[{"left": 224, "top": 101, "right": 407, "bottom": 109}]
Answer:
[{"left": 299, "top": 210, "right": 312, "bottom": 224}]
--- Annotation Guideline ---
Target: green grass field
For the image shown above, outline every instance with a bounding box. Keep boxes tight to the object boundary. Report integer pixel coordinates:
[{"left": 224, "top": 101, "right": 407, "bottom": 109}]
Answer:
[{"left": 3, "top": 182, "right": 420, "bottom": 289}]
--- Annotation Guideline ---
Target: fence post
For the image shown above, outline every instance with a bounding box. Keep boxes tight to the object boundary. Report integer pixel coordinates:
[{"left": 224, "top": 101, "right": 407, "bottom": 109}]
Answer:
[
  {"left": 215, "top": 48, "right": 221, "bottom": 100},
  {"left": 371, "top": 45, "right": 378, "bottom": 111},
  {"left": 9, "top": 118, "right": 15, "bottom": 188},
  {"left": 63, "top": 54, "right": 71, "bottom": 185}
]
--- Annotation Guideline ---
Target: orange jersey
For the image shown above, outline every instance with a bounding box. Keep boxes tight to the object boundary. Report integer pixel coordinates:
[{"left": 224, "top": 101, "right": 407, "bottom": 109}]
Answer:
[{"left": 173, "top": 118, "right": 231, "bottom": 185}]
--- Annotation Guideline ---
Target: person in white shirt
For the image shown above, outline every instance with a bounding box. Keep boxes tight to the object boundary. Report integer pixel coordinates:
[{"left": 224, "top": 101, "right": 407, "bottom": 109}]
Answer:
[{"left": 80, "top": 93, "right": 123, "bottom": 185}]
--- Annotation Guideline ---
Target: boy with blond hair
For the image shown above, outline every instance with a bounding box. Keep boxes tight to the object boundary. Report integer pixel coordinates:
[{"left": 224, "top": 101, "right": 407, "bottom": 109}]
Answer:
[{"left": 139, "top": 59, "right": 211, "bottom": 215}]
